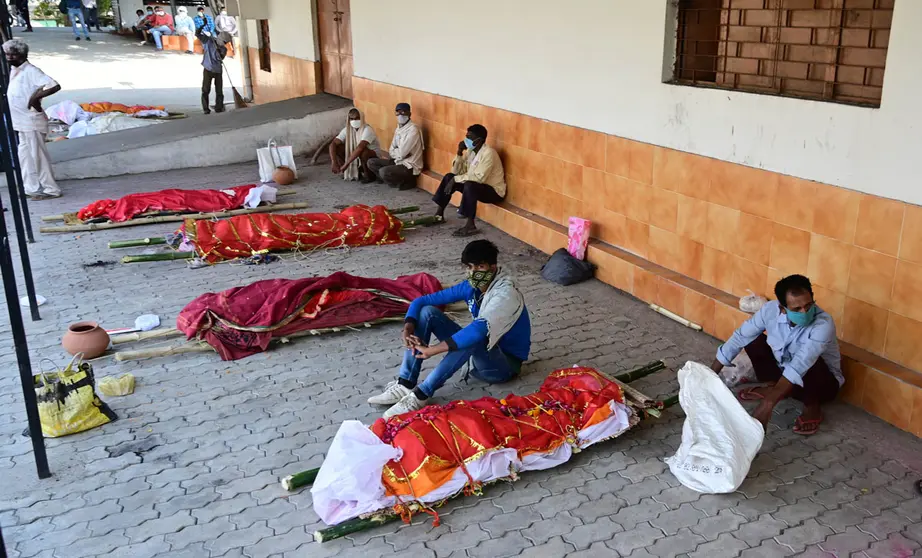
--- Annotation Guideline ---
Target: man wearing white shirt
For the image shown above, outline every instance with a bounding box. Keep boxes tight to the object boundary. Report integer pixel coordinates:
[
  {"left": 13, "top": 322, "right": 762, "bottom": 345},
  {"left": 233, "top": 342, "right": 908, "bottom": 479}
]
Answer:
[
  {"left": 3, "top": 39, "right": 62, "bottom": 200},
  {"left": 329, "top": 108, "right": 380, "bottom": 181},
  {"left": 365, "top": 102, "right": 424, "bottom": 190}
]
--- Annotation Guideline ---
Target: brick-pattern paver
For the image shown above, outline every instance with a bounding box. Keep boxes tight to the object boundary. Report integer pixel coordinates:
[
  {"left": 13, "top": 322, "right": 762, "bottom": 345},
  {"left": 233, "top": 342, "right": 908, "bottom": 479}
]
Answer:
[{"left": 0, "top": 160, "right": 920, "bottom": 558}]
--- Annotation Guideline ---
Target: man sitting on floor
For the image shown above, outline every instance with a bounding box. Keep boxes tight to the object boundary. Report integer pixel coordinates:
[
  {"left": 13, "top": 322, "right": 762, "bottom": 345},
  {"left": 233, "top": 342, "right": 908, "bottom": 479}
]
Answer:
[
  {"left": 365, "top": 102, "right": 424, "bottom": 190},
  {"left": 369, "top": 239, "right": 531, "bottom": 418},
  {"left": 432, "top": 124, "right": 506, "bottom": 237},
  {"left": 711, "top": 274, "right": 843, "bottom": 436},
  {"left": 329, "top": 108, "right": 380, "bottom": 182}
]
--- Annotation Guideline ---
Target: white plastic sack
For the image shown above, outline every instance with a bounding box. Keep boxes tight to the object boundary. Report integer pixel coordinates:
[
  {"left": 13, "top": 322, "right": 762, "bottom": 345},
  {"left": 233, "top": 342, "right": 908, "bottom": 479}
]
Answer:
[
  {"left": 739, "top": 290, "right": 768, "bottom": 314},
  {"left": 311, "top": 420, "right": 401, "bottom": 525},
  {"left": 666, "top": 361, "right": 764, "bottom": 494},
  {"left": 257, "top": 138, "right": 298, "bottom": 183}
]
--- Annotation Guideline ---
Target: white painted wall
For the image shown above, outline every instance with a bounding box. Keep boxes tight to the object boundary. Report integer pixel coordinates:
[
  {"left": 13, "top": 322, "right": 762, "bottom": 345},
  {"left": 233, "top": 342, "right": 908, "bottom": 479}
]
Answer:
[
  {"left": 352, "top": 0, "right": 922, "bottom": 206},
  {"left": 265, "top": 0, "right": 318, "bottom": 61}
]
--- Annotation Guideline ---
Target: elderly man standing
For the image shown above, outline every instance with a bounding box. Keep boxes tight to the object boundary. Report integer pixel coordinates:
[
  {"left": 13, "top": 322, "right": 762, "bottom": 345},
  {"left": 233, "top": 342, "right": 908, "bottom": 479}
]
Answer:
[
  {"left": 3, "top": 39, "right": 62, "bottom": 200},
  {"left": 365, "top": 102, "right": 424, "bottom": 190}
]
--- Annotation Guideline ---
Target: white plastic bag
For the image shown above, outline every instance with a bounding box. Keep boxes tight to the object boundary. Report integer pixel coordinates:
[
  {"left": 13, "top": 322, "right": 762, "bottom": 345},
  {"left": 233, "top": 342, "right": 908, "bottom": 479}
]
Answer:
[
  {"left": 739, "top": 290, "right": 767, "bottom": 313},
  {"left": 719, "top": 350, "right": 757, "bottom": 388},
  {"left": 311, "top": 420, "right": 401, "bottom": 525},
  {"left": 665, "top": 361, "right": 764, "bottom": 494},
  {"left": 257, "top": 138, "right": 298, "bottom": 183}
]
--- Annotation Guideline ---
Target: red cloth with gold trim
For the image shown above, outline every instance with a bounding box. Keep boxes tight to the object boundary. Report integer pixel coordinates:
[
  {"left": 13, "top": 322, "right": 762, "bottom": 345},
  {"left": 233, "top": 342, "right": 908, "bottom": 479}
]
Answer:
[
  {"left": 183, "top": 204, "right": 404, "bottom": 264},
  {"left": 176, "top": 271, "right": 442, "bottom": 361},
  {"left": 370, "top": 368, "right": 625, "bottom": 499},
  {"left": 77, "top": 185, "right": 258, "bottom": 223}
]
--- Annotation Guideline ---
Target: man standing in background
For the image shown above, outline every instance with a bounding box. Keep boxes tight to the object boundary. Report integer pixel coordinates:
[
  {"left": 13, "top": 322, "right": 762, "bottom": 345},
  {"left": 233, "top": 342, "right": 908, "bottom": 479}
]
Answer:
[
  {"left": 64, "top": 0, "right": 91, "bottom": 41},
  {"left": 194, "top": 6, "right": 214, "bottom": 34},
  {"left": 197, "top": 28, "right": 226, "bottom": 114},
  {"left": 82, "top": 0, "right": 100, "bottom": 32}
]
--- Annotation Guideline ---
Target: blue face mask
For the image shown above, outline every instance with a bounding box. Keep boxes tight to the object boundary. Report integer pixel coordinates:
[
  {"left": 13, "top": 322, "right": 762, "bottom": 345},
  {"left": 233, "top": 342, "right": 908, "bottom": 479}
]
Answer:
[
  {"left": 463, "top": 138, "right": 475, "bottom": 150},
  {"left": 787, "top": 305, "right": 817, "bottom": 327}
]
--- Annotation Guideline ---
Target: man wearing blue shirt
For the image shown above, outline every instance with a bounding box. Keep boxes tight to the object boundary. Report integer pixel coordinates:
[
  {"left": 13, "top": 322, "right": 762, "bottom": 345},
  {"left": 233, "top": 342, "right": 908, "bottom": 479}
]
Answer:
[
  {"left": 711, "top": 274, "right": 843, "bottom": 436},
  {"left": 194, "top": 6, "right": 215, "bottom": 34},
  {"left": 369, "top": 240, "right": 531, "bottom": 418}
]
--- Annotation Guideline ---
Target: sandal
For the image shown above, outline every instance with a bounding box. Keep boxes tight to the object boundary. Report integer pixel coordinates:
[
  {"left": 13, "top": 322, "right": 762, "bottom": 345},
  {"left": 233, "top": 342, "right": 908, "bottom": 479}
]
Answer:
[
  {"left": 452, "top": 227, "right": 481, "bottom": 238},
  {"left": 793, "top": 414, "right": 823, "bottom": 436},
  {"left": 738, "top": 387, "right": 765, "bottom": 401},
  {"left": 431, "top": 215, "right": 446, "bottom": 225}
]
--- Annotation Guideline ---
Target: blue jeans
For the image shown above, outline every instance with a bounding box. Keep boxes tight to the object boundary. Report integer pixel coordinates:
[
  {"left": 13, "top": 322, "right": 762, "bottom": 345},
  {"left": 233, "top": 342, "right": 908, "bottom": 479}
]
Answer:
[
  {"left": 149, "top": 25, "right": 172, "bottom": 49},
  {"left": 68, "top": 8, "right": 89, "bottom": 38},
  {"left": 400, "top": 306, "right": 518, "bottom": 398}
]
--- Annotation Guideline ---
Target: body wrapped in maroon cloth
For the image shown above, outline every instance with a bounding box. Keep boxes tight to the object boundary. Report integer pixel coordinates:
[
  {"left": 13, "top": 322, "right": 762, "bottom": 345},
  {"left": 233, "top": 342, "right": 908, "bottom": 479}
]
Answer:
[
  {"left": 176, "top": 272, "right": 442, "bottom": 360},
  {"left": 77, "top": 185, "right": 259, "bottom": 223}
]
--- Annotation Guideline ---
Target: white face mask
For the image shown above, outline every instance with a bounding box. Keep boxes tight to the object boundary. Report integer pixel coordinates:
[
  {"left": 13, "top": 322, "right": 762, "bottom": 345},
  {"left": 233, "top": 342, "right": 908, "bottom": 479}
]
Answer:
[
  {"left": 396, "top": 114, "right": 409, "bottom": 125},
  {"left": 349, "top": 119, "right": 362, "bottom": 130}
]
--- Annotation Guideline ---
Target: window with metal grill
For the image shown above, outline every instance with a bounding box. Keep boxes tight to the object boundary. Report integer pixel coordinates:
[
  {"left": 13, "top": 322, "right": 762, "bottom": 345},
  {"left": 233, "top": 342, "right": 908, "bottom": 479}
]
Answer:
[{"left": 672, "top": 0, "right": 894, "bottom": 107}]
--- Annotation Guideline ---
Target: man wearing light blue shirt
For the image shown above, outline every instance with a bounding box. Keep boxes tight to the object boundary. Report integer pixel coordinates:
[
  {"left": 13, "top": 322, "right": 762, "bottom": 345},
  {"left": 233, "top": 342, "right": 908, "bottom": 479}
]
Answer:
[{"left": 711, "top": 274, "right": 842, "bottom": 436}]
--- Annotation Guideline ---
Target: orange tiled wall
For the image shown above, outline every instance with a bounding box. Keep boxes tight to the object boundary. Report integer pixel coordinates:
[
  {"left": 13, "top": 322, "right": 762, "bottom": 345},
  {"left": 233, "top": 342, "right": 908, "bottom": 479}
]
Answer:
[
  {"left": 247, "top": 48, "right": 321, "bottom": 105},
  {"left": 353, "top": 76, "right": 922, "bottom": 376}
]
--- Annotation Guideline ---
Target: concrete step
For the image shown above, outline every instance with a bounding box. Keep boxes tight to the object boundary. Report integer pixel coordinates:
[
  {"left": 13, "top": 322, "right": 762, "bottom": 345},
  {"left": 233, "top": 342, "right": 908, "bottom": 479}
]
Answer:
[{"left": 48, "top": 94, "right": 352, "bottom": 180}]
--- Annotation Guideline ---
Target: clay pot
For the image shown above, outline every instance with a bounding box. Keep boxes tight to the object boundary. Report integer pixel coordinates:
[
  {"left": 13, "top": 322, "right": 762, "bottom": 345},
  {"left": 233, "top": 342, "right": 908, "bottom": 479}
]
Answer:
[
  {"left": 62, "top": 321, "right": 110, "bottom": 359},
  {"left": 272, "top": 166, "right": 296, "bottom": 186}
]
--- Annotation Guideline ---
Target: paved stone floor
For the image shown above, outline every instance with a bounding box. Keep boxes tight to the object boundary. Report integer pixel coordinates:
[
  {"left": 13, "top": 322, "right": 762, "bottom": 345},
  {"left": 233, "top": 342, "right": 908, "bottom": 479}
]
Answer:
[{"left": 1, "top": 162, "right": 921, "bottom": 558}]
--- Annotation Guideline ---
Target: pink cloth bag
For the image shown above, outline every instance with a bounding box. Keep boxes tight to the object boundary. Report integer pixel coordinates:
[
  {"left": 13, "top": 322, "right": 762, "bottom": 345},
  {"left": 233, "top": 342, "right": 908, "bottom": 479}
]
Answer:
[{"left": 568, "top": 217, "right": 591, "bottom": 260}]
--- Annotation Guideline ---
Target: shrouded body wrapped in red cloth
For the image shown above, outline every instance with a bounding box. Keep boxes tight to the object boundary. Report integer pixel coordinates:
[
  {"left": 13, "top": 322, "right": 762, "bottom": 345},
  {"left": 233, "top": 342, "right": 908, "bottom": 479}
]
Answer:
[
  {"left": 183, "top": 204, "right": 404, "bottom": 264},
  {"left": 311, "top": 367, "right": 636, "bottom": 525},
  {"left": 77, "top": 184, "right": 259, "bottom": 223},
  {"left": 176, "top": 271, "right": 442, "bottom": 360}
]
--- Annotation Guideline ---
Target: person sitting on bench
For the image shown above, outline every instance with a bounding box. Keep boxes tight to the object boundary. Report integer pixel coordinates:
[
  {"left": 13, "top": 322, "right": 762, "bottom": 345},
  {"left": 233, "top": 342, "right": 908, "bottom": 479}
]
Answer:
[
  {"left": 432, "top": 124, "right": 505, "bottom": 237},
  {"left": 710, "top": 274, "right": 843, "bottom": 436}
]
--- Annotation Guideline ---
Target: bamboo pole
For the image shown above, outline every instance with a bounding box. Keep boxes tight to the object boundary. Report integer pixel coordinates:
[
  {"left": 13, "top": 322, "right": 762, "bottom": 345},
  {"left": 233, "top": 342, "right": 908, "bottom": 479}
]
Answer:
[
  {"left": 108, "top": 237, "right": 168, "bottom": 249},
  {"left": 110, "top": 328, "right": 182, "bottom": 345},
  {"left": 283, "top": 360, "right": 668, "bottom": 493},
  {"left": 312, "top": 388, "right": 682, "bottom": 543},
  {"left": 40, "top": 190, "right": 299, "bottom": 222},
  {"left": 401, "top": 215, "right": 443, "bottom": 228},
  {"left": 121, "top": 252, "right": 195, "bottom": 264},
  {"left": 112, "top": 317, "right": 406, "bottom": 362},
  {"left": 39, "top": 202, "right": 310, "bottom": 234}
]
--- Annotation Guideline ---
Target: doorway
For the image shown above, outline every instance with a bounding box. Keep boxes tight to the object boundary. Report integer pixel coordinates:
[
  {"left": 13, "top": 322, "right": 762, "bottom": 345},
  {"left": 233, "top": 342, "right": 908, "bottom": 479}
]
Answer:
[{"left": 317, "top": 0, "right": 353, "bottom": 99}]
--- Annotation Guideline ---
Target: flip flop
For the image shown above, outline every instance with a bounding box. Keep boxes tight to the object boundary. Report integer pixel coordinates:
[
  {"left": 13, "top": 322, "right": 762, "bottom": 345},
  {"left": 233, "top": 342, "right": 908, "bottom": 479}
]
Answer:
[
  {"left": 431, "top": 215, "right": 446, "bottom": 225},
  {"left": 452, "top": 227, "right": 481, "bottom": 237},
  {"left": 793, "top": 414, "right": 823, "bottom": 436},
  {"left": 738, "top": 387, "right": 765, "bottom": 401}
]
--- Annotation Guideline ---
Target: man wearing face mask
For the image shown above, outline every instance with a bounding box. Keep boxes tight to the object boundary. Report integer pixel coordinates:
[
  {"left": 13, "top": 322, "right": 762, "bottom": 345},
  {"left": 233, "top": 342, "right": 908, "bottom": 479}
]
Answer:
[
  {"left": 711, "top": 274, "right": 842, "bottom": 436},
  {"left": 3, "top": 39, "right": 62, "bottom": 199},
  {"left": 364, "top": 102, "right": 424, "bottom": 189},
  {"left": 329, "top": 108, "right": 380, "bottom": 181},
  {"left": 369, "top": 240, "right": 531, "bottom": 418},
  {"left": 432, "top": 124, "right": 506, "bottom": 237},
  {"left": 147, "top": 6, "right": 174, "bottom": 51}
]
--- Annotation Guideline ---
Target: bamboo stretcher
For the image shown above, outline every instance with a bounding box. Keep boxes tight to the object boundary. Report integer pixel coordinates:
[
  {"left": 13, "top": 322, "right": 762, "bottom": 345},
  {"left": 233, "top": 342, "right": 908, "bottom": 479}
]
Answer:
[
  {"left": 106, "top": 300, "right": 470, "bottom": 362},
  {"left": 278, "top": 360, "right": 676, "bottom": 543},
  {"left": 111, "top": 206, "right": 440, "bottom": 264},
  {"left": 39, "top": 191, "right": 305, "bottom": 234}
]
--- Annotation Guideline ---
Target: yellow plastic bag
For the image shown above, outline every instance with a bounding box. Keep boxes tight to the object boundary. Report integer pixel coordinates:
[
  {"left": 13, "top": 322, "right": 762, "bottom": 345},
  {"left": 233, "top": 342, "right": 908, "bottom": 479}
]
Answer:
[
  {"left": 35, "top": 355, "right": 117, "bottom": 438},
  {"left": 98, "top": 374, "right": 136, "bottom": 397}
]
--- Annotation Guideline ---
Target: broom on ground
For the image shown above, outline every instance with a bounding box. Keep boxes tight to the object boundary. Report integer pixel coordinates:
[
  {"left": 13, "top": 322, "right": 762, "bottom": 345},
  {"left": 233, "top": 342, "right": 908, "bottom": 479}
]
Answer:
[{"left": 222, "top": 61, "right": 248, "bottom": 109}]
